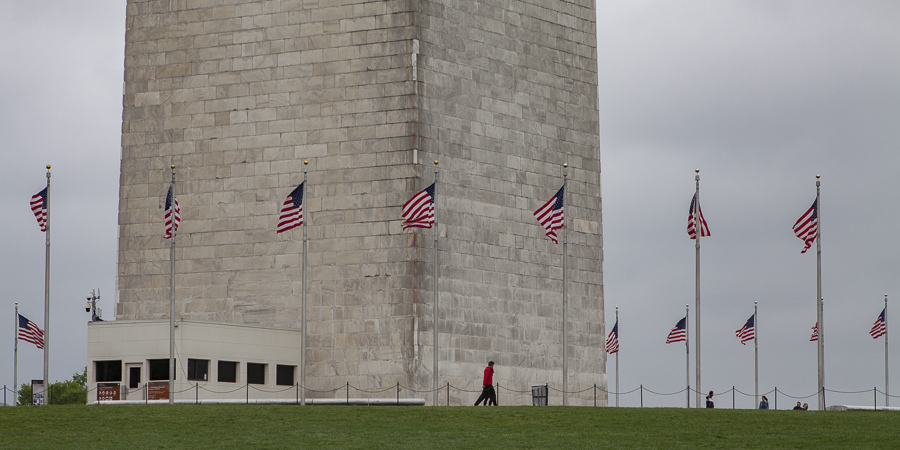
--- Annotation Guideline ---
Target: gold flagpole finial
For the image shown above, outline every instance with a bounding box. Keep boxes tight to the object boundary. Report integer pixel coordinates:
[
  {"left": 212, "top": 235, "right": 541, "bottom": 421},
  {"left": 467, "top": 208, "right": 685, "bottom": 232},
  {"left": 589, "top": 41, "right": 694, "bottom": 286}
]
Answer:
[
  {"left": 434, "top": 160, "right": 438, "bottom": 165},
  {"left": 46, "top": 165, "right": 51, "bottom": 170},
  {"left": 304, "top": 160, "right": 308, "bottom": 165},
  {"left": 816, "top": 174, "right": 820, "bottom": 179},
  {"left": 695, "top": 168, "right": 699, "bottom": 174},
  {"left": 563, "top": 163, "right": 568, "bottom": 168}
]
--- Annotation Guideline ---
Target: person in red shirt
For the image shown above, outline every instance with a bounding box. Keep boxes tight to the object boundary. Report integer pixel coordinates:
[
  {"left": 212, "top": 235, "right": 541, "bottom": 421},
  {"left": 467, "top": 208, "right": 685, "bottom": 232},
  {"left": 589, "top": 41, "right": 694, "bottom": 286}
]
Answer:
[{"left": 473, "top": 361, "right": 497, "bottom": 406}]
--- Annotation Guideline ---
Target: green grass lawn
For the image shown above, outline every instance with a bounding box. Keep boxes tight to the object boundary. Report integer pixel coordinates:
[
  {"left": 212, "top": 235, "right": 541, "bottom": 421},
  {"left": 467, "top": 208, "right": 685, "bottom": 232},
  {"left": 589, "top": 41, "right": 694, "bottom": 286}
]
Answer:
[{"left": 2, "top": 405, "right": 897, "bottom": 449}]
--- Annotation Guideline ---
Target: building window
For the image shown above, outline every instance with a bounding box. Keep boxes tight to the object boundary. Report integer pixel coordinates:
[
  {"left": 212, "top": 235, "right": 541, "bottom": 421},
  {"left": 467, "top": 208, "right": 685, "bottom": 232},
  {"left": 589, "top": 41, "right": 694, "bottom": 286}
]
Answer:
[
  {"left": 247, "top": 363, "right": 266, "bottom": 385},
  {"left": 276, "top": 365, "right": 295, "bottom": 386},
  {"left": 95, "top": 360, "right": 122, "bottom": 382},
  {"left": 218, "top": 361, "right": 238, "bottom": 383},
  {"left": 187, "top": 359, "right": 209, "bottom": 381},
  {"left": 148, "top": 359, "right": 173, "bottom": 381}
]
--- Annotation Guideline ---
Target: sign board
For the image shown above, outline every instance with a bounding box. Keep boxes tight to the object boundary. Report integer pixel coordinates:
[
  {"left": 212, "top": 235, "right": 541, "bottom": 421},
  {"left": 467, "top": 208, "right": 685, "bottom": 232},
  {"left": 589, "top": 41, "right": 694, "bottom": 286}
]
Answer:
[
  {"left": 148, "top": 382, "right": 169, "bottom": 400},
  {"left": 97, "top": 384, "right": 121, "bottom": 401},
  {"left": 31, "top": 380, "right": 45, "bottom": 406}
]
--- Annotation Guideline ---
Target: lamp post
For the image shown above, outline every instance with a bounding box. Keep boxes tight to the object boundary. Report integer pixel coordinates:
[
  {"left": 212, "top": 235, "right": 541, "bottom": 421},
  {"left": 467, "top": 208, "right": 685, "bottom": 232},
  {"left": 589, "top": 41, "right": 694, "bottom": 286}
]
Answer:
[{"left": 85, "top": 289, "right": 102, "bottom": 321}]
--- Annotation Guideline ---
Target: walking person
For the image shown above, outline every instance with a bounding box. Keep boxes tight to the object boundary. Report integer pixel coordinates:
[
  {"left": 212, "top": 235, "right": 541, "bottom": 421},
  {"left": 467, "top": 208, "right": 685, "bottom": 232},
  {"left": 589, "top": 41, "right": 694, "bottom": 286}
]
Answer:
[
  {"left": 758, "top": 395, "right": 769, "bottom": 409},
  {"left": 705, "top": 391, "right": 714, "bottom": 408},
  {"left": 473, "top": 361, "right": 498, "bottom": 406}
]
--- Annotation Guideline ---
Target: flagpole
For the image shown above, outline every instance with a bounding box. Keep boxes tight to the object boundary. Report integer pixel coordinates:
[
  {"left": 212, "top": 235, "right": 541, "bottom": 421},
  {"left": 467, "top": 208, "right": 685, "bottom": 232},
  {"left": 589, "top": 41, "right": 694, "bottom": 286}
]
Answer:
[
  {"left": 301, "top": 161, "right": 308, "bottom": 405},
  {"left": 432, "top": 160, "right": 439, "bottom": 406},
  {"left": 42, "top": 165, "right": 51, "bottom": 405},
  {"left": 885, "top": 294, "right": 889, "bottom": 407},
  {"left": 685, "top": 304, "right": 690, "bottom": 408},
  {"left": 562, "top": 163, "right": 569, "bottom": 406},
  {"left": 694, "top": 169, "right": 701, "bottom": 408},
  {"left": 14, "top": 302, "right": 18, "bottom": 406},
  {"left": 754, "top": 301, "right": 758, "bottom": 407},
  {"left": 815, "top": 175, "right": 824, "bottom": 410},
  {"left": 169, "top": 164, "right": 176, "bottom": 405},
  {"left": 615, "top": 306, "right": 619, "bottom": 408}
]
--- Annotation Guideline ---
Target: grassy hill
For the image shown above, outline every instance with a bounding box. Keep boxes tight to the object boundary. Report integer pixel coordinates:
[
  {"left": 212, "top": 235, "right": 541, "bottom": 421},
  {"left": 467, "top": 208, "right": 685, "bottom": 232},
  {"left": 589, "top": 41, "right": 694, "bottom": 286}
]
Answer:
[{"left": 2, "top": 404, "right": 897, "bottom": 448}]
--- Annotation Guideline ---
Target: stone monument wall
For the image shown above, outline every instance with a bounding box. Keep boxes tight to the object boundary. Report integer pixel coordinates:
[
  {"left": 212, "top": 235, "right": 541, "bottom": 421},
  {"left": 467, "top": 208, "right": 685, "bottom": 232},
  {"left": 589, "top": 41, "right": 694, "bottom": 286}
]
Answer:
[{"left": 119, "top": 0, "right": 604, "bottom": 405}]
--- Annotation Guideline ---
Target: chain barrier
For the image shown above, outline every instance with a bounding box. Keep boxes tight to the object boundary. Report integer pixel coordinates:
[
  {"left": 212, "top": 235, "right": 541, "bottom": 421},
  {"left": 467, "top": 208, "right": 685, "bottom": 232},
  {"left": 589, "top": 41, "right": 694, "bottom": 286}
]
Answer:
[
  {"left": 775, "top": 389, "right": 819, "bottom": 400},
  {"left": 643, "top": 386, "right": 688, "bottom": 396},
  {"left": 4, "top": 380, "right": 898, "bottom": 408},
  {"left": 824, "top": 387, "right": 876, "bottom": 395}
]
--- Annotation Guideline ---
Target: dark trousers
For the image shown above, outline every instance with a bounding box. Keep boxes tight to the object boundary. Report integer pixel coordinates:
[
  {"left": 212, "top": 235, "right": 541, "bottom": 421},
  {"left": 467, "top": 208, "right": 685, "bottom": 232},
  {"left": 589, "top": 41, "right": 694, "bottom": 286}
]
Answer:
[{"left": 474, "top": 385, "right": 497, "bottom": 406}]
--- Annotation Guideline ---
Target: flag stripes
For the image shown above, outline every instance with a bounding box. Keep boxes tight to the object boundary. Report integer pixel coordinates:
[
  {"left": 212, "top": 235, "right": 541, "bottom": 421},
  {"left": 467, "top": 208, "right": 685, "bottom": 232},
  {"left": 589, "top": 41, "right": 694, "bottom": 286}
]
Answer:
[
  {"left": 871, "top": 309, "right": 886, "bottom": 339},
  {"left": 686, "top": 193, "right": 710, "bottom": 239},
  {"left": 810, "top": 322, "right": 819, "bottom": 342},
  {"left": 164, "top": 185, "right": 181, "bottom": 239},
  {"left": 30, "top": 188, "right": 48, "bottom": 232},
  {"left": 735, "top": 314, "right": 756, "bottom": 345},
  {"left": 606, "top": 320, "right": 619, "bottom": 354},
  {"left": 277, "top": 183, "right": 304, "bottom": 233},
  {"left": 401, "top": 183, "right": 435, "bottom": 230},
  {"left": 534, "top": 186, "right": 564, "bottom": 244},
  {"left": 666, "top": 317, "right": 687, "bottom": 344},
  {"left": 18, "top": 314, "right": 44, "bottom": 349},
  {"left": 793, "top": 199, "right": 818, "bottom": 254}
]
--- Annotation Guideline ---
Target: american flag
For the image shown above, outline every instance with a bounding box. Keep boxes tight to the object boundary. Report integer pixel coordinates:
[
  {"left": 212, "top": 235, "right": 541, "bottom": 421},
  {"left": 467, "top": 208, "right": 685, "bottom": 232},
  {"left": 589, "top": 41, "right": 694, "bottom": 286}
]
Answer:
[
  {"left": 276, "top": 183, "right": 304, "bottom": 233},
  {"left": 401, "top": 183, "right": 435, "bottom": 230},
  {"left": 870, "top": 308, "right": 886, "bottom": 339},
  {"left": 810, "top": 322, "right": 818, "bottom": 342},
  {"left": 606, "top": 320, "right": 619, "bottom": 354},
  {"left": 735, "top": 314, "right": 756, "bottom": 345},
  {"left": 18, "top": 314, "right": 44, "bottom": 350},
  {"left": 793, "top": 199, "right": 818, "bottom": 254},
  {"left": 686, "top": 193, "right": 710, "bottom": 239},
  {"left": 30, "top": 187, "right": 48, "bottom": 232},
  {"left": 666, "top": 317, "right": 687, "bottom": 344},
  {"left": 164, "top": 185, "right": 181, "bottom": 239},
  {"left": 534, "top": 186, "right": 564, "bottom": 244}
]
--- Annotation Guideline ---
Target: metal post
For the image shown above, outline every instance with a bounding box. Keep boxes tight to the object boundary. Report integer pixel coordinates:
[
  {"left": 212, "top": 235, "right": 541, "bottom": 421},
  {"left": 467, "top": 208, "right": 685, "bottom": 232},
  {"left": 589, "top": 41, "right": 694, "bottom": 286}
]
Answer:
[
  {"left": 195, "top": 383, "right": 198, "bottom": 404},
  {"left": 432, "top": 161, "right": 439, "bottom": 407},
  {"left": 694, "top": 169, "right": 701, "bottom": 408},
  {"left": 732, "top": 386, "right": 735, "bottom": 409},
  {"left": 774, "top": 387, "right": 777, "bottom": 410},
  {"left": 615, "top": 306, "right": 619, "bottom": 407},
  {"left": 447, "top": 382, "right": 450, "bottom": 406},
  {"left": 815, "top": 175, "right": 824, "bottom": 411},
  {"left": 562, "top": 163, "right": 569, "bottom": 406},
  {"left": 14, "top": 302, "right": 18, "bottom": 407},
  {"left": 686, "top": 304, "right": 690, "bottom": 408},
  {"left": 301, "top": 161, "right": 308, "bottom": 405},
  {"left": 246, "top": 383, "right": 249, "bottom": 404},
  {"left": 885, "top": 294, "right": 889, "bottom": 407},
  {"left": 754, "top": 301, "right": 759, "bottom": 408},
  {"left": 397, "top": 382, "right": 400, "bottom": 405},
  {"left": 640, "top": 384, "right": 643, "bottom": 408},
  {"left": 593, "top": 383, "right": 596, "bottom": 407},
  {"left": 346, "top": 382, "right": 350, "bottom": 404},
  {"left": 169, "top": 165, "right": 176, "bottom": 404},
  {"left": 43, "top": 165, "right": 51, "bottom": 405}
]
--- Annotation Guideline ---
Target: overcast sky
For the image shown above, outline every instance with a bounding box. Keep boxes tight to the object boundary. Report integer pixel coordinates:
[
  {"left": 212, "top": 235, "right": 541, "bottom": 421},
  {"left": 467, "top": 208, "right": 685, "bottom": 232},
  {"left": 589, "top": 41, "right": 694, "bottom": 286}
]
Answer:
[{"left": 2, "top": 1, "right": 899, "bottom": 409}]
